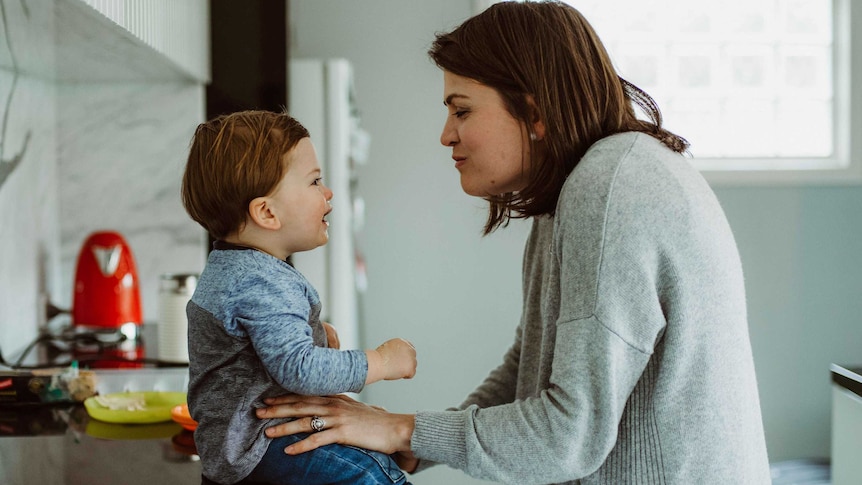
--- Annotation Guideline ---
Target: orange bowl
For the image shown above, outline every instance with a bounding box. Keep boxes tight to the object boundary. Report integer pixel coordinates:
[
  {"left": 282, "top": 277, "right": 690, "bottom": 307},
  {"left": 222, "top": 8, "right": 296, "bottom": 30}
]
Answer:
[{"left": 170, "top": 403, "right": 198, "bottom": 431}]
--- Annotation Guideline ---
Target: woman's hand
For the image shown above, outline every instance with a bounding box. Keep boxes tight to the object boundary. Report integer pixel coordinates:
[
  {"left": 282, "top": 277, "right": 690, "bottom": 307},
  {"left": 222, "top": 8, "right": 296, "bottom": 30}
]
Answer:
[
  {"left": 256, "top": 394, "right": 416, "bottom": 463},
  {"left": 321, "top": 321, "right": 340, "bottom": 349},
  {"left": 393, "top": 450, "right": 420, "bottom": 474}
]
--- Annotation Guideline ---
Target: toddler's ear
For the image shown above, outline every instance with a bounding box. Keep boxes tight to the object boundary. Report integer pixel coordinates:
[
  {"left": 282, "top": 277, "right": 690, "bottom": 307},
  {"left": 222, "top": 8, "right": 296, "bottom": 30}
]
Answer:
[{"left": 248, "top": 196, "right": 282, "bottom": 230}]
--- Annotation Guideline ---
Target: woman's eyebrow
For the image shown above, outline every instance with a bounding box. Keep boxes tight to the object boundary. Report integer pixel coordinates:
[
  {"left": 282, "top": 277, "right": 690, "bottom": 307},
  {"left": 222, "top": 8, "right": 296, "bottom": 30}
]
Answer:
[{"left": 444, "top": 93, "right": 469, "bottom": 106}]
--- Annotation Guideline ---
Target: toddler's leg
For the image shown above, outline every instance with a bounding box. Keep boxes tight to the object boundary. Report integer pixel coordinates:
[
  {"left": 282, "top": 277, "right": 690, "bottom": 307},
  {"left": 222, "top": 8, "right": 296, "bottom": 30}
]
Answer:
[{"left": 245, "top": 434, "right": 411, "bottom": 485}]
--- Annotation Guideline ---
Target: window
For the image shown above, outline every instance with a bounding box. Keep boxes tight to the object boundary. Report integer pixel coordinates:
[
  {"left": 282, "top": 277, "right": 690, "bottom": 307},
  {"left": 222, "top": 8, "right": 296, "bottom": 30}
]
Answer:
[{"left": 480, "top": 0, "right": 856, "bottom": 184}]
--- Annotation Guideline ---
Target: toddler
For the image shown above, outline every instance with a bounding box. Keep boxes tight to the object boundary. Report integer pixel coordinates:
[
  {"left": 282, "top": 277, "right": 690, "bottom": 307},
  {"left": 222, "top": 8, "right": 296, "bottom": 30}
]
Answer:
[{"left": 181, "top": 110, "right": 416, "bottom": 485}]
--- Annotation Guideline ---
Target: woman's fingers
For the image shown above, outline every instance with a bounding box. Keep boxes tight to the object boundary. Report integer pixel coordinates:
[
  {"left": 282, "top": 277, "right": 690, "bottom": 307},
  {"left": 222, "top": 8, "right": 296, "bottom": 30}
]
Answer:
[
  {"left": 256, "top": 394, "right": 415, "bottom": 455},
  {"left": 262, "top": 417, "right": 308, "bottom": 438},
  {"left": 263, "top": 393, "right": 354, "bottom": 407},
  {"left": 284, "top": 429, "right": 340, "bottom": 454},
  {"left": 264, "top": 414, "right": 337, "bottom": 437},
  {"left": 257, "top": 395, "right": 347, "bottom": 419},
  {"left": 393, "top": 451, "right": 419, "bottom": 473},
  {"left": 258, "top": 395, "right": 357, "bottom": 437},
  {"left": 262, "top": 394, "right": 332, "bottom": 407}
]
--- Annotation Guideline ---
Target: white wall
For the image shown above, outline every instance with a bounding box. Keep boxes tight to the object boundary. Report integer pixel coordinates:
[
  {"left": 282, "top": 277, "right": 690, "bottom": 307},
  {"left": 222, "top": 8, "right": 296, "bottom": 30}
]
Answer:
[{"left": 290, "top": 1, "right": 528, "bottom": 484}]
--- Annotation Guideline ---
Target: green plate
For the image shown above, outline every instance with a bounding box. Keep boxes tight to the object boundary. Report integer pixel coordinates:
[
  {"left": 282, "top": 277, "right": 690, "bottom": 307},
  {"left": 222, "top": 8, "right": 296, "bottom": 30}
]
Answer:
[
  {"left": 85, "top": 419, "right": 182, "bottom": 440},
  {"left": 84, "top": 391, "right": 187, "bottom": 424}
]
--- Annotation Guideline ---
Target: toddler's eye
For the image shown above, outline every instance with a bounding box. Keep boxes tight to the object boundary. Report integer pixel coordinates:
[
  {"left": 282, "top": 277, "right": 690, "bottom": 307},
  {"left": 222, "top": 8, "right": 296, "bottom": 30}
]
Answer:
[{"left": 312, "top": 178, "right": 323, "bottom": 186}]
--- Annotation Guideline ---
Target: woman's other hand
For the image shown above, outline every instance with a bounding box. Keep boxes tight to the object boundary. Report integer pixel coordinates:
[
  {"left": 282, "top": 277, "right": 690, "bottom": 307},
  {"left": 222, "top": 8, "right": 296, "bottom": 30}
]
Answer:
[
  {"left": 393, "top": 450, "right": 420, "bottom": 474},
  {"left": 321, "top": 321, "right": 340, "bottom": 349},
  {"left": 256, "top": 394, "right": 415, "bottom": 461}
]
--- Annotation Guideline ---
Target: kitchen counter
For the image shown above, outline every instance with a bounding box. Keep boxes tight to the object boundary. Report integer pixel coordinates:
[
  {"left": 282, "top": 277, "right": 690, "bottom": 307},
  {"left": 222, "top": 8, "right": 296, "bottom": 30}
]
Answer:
[
  {"left": 0, "top": 324, "right": 202, "bottom": 485},
  {"left": 0, "top": 406, "right": 201, "bottom": 485}
]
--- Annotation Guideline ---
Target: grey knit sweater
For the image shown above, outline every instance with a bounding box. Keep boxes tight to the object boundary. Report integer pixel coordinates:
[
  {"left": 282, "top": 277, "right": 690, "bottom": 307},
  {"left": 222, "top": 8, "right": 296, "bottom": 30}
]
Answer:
[{"left": 411, "top": 132, "right": 771, "bottom": 484}]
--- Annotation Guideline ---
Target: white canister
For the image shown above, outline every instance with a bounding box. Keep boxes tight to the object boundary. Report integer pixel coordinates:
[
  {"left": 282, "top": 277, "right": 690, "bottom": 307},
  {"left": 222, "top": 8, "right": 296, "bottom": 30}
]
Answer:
[{"left": 157, "top": 273, "right": 198, "bottom": 363}]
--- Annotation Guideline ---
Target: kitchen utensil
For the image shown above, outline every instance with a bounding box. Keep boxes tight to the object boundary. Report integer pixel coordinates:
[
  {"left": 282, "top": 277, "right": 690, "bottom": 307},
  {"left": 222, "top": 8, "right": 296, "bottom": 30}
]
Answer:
[
  {"left": 170, "top": 403, "right": 198, "bottom": 431},
  {"left": 157, "top": 274, "right": 197, "bottom": 363},
  {"left": 71, "top": 231, "right": 142, "bottom": 334}
]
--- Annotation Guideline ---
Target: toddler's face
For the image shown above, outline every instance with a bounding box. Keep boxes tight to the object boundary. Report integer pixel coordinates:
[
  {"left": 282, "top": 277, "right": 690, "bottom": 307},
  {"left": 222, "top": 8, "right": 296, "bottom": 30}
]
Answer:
[{"left": 270, "top": 138, "right": 333, "bottom": 254}]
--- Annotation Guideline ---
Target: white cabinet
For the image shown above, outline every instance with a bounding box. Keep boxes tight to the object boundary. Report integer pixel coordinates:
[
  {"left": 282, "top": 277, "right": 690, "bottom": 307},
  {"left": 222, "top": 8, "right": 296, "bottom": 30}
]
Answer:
[
  {"left": 831, "top": 365, "right": 862, "bottom": 485},
  {"left": 57, "top": 0, "right": 209, "bottom": 82}
]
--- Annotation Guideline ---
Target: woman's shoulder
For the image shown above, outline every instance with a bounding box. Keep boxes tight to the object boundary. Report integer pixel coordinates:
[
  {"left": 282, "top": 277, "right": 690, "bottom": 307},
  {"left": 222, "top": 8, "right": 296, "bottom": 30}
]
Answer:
[
  {"left": 578, "top": 132, "right": 678, "bottom": 172},
  {"left": 556, "top": 133, "right": 639, "bottom": 211},
  {"left": 557, "top": 131, "right": 701, "bottom": 217},
  {"left": 566, "top": 132, "right": 690, "bottom": 188}
]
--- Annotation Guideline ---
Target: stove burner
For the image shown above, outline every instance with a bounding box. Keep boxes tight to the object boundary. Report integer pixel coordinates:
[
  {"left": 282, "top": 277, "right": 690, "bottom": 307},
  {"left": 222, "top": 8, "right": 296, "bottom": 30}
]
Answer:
[{"left": 0, "top": 325, "right": 186, "bottom": 370}]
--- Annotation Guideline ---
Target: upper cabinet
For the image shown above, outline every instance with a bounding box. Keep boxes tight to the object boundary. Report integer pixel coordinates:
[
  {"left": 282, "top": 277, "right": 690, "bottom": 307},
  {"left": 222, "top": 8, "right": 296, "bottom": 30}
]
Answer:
[
  {"left": 63, "top": 0, "right": 210, "bottom": 82},
  {"left": 1, "top": 0, "right": 209, "bottom": 83}
]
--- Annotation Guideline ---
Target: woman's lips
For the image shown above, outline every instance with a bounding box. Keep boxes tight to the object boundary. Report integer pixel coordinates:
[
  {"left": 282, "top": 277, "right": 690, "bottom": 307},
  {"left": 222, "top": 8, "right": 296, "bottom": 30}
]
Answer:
[{"left": 453, "top": 155, "right": 466, "bottom": 169}]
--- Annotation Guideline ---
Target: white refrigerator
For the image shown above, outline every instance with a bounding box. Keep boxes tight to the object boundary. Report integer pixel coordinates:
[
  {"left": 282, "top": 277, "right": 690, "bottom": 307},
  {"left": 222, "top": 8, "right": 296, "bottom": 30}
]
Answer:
[{"left": 288, "top": 58, "right": 369, "bottom": 353}]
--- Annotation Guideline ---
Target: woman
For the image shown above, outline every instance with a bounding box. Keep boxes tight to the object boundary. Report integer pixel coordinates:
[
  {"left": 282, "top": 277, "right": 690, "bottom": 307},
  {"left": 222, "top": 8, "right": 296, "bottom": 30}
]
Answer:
[{"left": 256, "top": 2, "right": 770, "bottom": 484}]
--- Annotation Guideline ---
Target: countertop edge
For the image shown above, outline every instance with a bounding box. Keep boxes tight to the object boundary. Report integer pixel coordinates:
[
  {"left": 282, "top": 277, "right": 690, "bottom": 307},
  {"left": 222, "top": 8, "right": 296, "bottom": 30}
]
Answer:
[{"left": 831, "top": 363, "right": 862, "bottom": 399}]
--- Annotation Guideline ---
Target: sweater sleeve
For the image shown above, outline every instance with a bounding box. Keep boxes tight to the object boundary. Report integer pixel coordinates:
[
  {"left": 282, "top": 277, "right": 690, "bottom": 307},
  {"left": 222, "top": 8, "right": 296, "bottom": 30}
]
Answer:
[
  {"left": 413, "top": 322, "right": 652, "bottom": 484},
  {"left": 234, "top": 270, "right": 367, "bottom": 396}
]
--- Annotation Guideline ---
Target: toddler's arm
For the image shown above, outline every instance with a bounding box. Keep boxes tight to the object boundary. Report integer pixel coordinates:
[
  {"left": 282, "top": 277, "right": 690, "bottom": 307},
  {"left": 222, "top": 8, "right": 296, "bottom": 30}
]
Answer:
[{"left": 364, "top": 338, "right": 417, "bottom": 385}]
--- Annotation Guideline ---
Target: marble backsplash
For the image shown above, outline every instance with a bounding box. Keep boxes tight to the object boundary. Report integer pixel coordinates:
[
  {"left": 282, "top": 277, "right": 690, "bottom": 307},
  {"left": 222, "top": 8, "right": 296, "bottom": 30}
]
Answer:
[
  {"left": 54, "top": 82, "right": 208, "bottom": 325},
  {"left": 0, "top": 69, "right": 61, "bottom": 356},
  {"left": 0, "top": 0, "right": 207, "bottom": 358},
  {"left": 52, "top": 83, "right": 206, "bottom": 321}
]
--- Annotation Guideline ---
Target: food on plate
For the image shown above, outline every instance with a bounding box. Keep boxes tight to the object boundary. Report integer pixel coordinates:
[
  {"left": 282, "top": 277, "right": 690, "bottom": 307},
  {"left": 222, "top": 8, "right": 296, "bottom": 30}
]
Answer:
[{"left": 93, "top": 392, "right": 147, "bottom": 411}]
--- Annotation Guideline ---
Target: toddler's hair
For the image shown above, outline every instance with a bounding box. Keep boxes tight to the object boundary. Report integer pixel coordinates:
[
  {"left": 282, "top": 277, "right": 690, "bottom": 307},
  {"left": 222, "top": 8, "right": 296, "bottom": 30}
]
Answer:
[{"left": 182, "top": 110, "right": 309, "bottom": 239}]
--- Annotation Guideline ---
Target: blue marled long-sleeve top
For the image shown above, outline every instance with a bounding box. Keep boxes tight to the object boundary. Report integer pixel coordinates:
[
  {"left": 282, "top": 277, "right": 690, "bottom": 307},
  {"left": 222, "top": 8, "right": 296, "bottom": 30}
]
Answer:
[{"left": 187, "top": 241, "right": 368, "bottom": 484}]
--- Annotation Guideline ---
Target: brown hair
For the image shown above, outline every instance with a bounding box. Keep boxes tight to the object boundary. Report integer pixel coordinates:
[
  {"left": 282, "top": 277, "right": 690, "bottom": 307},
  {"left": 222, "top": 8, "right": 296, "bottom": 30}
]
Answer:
[
  {"left": 429, "top": 1, "right": 689, "bottom": 234},
  {"left": 181, "top": 110, "right": 310, "bottom": 239}
]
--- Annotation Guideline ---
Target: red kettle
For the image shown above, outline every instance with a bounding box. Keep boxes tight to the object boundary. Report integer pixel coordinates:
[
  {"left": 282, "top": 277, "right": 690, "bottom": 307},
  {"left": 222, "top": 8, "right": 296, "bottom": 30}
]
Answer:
[{"left": 72, "top": 231, "right": 142, "bottom": 331}]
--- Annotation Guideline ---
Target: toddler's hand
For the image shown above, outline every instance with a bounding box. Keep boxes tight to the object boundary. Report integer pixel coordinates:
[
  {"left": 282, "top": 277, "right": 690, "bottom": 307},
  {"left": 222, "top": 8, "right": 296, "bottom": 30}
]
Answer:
[{"left": 376, "top": 338, "right": 417, "bottom": 380}]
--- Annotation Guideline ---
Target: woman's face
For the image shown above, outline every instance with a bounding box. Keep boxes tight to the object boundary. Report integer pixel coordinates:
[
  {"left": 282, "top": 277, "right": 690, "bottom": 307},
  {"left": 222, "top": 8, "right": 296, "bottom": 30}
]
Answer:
[{"left": 440, "top": 71, "right": 532, "bottom": 197}]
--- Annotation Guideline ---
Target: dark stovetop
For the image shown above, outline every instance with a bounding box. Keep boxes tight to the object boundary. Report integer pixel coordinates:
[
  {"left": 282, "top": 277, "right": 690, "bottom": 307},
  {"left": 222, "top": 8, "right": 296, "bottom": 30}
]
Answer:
[{"left": 0, "top": 324, "right": 202, "bottom": 485}]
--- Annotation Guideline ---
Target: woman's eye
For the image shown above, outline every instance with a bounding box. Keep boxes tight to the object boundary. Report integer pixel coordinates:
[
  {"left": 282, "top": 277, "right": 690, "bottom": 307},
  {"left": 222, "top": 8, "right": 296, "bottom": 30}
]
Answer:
[{"left": 454, "top": 110, "right": 469, "bottom": 118}]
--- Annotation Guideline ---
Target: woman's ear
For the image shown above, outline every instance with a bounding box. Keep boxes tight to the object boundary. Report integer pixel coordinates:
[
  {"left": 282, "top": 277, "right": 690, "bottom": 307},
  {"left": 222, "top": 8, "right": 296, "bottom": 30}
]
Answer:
[
  {"left": 526, "top": 95, "right": 546, "bottom": 141},
  {"left": 248, "top": 196, "right": 282, "bottom": 230}
]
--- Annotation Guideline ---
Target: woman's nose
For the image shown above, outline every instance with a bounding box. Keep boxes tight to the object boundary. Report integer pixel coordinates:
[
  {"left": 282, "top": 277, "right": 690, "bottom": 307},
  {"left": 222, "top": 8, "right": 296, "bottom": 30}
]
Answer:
[{"left": 440, "top": 120, "right": 457, "bottom": 147}]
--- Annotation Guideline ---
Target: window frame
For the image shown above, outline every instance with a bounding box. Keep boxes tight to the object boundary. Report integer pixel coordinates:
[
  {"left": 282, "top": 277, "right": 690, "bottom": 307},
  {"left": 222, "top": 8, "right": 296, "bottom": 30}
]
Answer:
[{"left": 694, "top": 0, "right": 861, "bottom": 186}]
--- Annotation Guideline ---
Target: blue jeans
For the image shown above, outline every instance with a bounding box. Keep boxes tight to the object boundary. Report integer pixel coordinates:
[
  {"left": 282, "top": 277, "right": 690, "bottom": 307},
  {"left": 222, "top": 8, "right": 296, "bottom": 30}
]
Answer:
[{"left": 244, "top": 434, "right": 411, "bottom": 485}]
